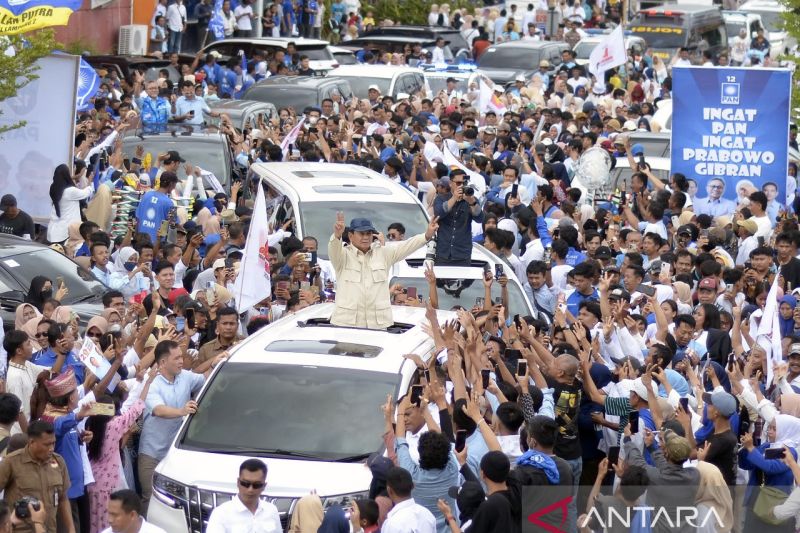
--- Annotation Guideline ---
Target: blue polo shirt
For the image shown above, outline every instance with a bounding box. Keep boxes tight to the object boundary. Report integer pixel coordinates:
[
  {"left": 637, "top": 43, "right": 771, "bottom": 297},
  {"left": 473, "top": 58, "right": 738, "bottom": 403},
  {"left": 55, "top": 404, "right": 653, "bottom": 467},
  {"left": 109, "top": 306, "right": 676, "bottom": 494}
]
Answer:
[
  {"left": 53, "top": 413, "right": 84, "bottom": 499},
  {"left": 32, "top": 348, "right": 85, "bottom": 384},
  {"left": 566, "top": 288, "right": 599, "bottom": 317},
  {"left": 140, "top": 370, "right": 205, "bottom": 460}
]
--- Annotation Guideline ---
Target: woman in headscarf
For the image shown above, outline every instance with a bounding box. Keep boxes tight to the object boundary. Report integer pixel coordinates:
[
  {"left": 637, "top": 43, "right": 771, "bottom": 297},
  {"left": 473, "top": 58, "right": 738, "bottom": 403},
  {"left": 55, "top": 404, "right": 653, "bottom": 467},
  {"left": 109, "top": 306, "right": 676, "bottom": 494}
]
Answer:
[
  {"left": 112, "top": 247, "right": 150, "bottom": 299},
  {"left": 100, "top": 308, "right": 123, "bottom": 332},
  {"left": 15, "top": 303, "right": 40, "bottom": 330},
  {"left": 65, "top": 222, "right": 84, "bottom": 259},
  {"left": 779, "top": 393, "right": 800, "bottom": 417},
  {"left": 739, "top": 414, "right": 800, "bottom": 532},
  {"left": 288, "top": 493, "right": 324, "bottom": 533},
  {"left": 25, "top": 276, "right": 55, "bottom": 312},
  {"left": 47, "top": 163, "right": 93, "bottom": 244},
  {"left": 779, "top": 295, "right": 796, "bottom": 338},
  {"left": 85, "top": 316, "right": 108, "bottom": 349},
  {"left": 21, "top": 317, "right": 45, "bottom": 353},
  {"left": 316, "top": 505, "right": 350, "bottom": 533},
  {"left": 694, "top": 461, "right": 734, "bottom": 533}
]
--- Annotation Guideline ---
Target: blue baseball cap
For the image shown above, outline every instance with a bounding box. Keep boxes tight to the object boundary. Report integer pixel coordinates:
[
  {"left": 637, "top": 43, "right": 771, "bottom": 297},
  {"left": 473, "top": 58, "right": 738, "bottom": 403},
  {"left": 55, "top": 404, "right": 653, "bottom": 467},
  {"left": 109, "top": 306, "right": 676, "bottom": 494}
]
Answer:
[
  {"left": 349, "top": 218, "right": 377, "bottom": 233},
  {"left": 631, "top": 143, "right": 645, "bottom": 156},
  {"left": 702, "top": 391, "right": 737, "bottom": 417}
]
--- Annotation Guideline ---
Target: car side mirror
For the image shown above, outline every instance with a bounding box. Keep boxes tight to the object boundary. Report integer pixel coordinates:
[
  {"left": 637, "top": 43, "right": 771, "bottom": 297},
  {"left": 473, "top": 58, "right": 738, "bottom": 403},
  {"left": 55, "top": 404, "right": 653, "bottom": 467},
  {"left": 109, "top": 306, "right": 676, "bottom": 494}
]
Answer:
[{"left": 0, "top": 290, "right": 25, "bottom": 310}]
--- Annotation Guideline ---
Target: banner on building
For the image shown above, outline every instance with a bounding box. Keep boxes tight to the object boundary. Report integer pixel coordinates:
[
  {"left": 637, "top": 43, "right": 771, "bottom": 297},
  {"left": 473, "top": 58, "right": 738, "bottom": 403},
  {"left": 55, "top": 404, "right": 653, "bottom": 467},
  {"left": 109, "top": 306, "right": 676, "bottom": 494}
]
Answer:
[
  {"left": 670, "top": 67, "right": 791, "bottom": 215},
  {"left": 0, "top": 0, "right": 82, "bottom": 34}
]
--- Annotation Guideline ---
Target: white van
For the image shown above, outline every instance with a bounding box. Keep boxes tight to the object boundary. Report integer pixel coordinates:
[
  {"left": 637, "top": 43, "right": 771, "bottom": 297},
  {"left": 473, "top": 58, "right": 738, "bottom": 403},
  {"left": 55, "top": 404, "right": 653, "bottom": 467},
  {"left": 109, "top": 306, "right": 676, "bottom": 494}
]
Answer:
[{"left": 148, "top": 303, "right": 455, "bottom": 533}]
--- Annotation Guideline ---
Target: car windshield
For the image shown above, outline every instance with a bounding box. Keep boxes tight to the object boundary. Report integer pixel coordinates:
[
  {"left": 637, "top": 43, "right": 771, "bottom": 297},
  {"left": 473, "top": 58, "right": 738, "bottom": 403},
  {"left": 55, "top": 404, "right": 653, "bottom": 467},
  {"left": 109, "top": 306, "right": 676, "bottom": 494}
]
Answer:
[
  {"left": 478, "top": 47, "right": 541, "bottom": 70},
  {"left": 299, "top": 201, "right": 429, "bottom": 259},
  {"left": 425, "top": 74, "right": 469, "bottom": 95},
  {"left": 725, "top": 21, "right": 746, "bottom": 37},
  {"left": 390, "top": 275, "right": 531, "bottom": 317},
  {"left": 751, "top": 10, "right": 783, "bottom": 31},
  {"left": 180, "top": 363, "right": 396, "bottom": 460},
  {"left": 628, "top": 137, "right": 670, "bottom": 157},
  {"left": 300, "top": 46, "right": 334, "bottom": 60},
  {"left": 337, "top": 76, "right": 391, "bottom": 97},
  {"left": 630, "top": 27, "right": 686, "bottom": 48},
  {"left": 611, "top": 166, "right": 670, "bottom": 190},
  {"left": 573, "top": 42, "right": 596, "bottom": 60},
  {"left": 122, "top": 137, "right": 229, "bottom": 184},
  {"left": 245, "top": 86, "right": 318, "bottom": 111},
  {"left": 0, "top": 250, "right": 104, "bottom": 303}
]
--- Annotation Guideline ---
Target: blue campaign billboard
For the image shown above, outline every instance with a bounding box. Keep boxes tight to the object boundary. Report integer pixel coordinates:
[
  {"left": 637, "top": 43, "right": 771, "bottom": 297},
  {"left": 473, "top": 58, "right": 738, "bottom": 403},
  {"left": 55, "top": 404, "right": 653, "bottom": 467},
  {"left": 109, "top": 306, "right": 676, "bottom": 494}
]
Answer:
[{"left": 670, "top": 67, "right": 791, "bottom": 218}]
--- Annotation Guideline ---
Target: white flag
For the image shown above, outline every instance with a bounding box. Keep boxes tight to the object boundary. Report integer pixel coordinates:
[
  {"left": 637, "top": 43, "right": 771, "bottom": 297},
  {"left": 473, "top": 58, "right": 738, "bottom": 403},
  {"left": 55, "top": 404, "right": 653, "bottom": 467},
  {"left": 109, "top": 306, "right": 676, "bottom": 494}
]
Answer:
[
  {"left": 234, "top": 183, "right": 272, "bottom": 313},
  {"left": 757, "top": 273, "right": 782, "bottom": 386},
  {"left": 588, "top": 25, "right": 627, "bottom": 80},
  {"left": 280, "top": 117, "right": 306, "bottom": 159}
]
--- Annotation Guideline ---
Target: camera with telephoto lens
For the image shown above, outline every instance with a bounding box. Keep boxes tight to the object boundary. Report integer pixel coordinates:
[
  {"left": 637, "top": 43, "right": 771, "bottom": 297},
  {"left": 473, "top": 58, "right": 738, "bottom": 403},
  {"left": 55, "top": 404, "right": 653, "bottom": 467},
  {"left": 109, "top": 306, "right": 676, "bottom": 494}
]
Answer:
[
  {"left": 15, "top": 497, "right": 41, "bottom": 519},
  {"left": 463, "top": 177, "right": 474, "bottom": 197}
]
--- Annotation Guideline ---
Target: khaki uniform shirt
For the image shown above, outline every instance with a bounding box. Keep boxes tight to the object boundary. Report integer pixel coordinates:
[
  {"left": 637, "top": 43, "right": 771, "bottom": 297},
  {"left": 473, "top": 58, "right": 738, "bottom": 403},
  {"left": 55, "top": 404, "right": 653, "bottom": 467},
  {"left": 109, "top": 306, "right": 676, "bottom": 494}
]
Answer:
[
  {"left": 328, "top": 233, "right": 427, "bottom": 329},
  {"left": 194, "top": 337, "right": 237, "bottom": 370},
  {"left": 0, "top": 447, "right": 70, "bottom": 533}
]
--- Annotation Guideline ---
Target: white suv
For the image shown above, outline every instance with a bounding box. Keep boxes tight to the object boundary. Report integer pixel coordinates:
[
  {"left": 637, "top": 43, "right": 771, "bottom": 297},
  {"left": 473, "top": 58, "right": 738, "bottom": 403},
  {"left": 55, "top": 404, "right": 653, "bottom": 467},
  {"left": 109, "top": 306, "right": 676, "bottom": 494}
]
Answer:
[{"left": 147, "top": 303, "right": 454, "bottom": 533}]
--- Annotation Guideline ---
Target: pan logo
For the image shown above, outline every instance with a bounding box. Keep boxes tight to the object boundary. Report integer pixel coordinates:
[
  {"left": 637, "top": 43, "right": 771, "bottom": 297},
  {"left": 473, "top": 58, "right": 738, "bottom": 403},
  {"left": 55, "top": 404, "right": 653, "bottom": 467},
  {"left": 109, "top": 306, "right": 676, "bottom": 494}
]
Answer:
[{"left": 721, "top": 82, "right": 740, "bottom": 105}]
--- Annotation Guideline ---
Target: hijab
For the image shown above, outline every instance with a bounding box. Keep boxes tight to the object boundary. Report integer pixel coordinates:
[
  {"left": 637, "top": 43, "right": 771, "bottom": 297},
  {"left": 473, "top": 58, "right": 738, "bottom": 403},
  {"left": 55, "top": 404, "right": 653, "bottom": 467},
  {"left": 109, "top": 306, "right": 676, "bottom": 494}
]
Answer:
[
  {"left": 703, "top": 361, "right": 731, "bottom": 393},
  {"left": 695, "top": 461, "right": 734, "bottom": 532},
  {"left": 66, "top": 222, "right": 84, "bottom": 258},
  {"left": 21, "top": 317, "right": 43, "bottom": 352},
  {"left": 15, "top": 303, "right": 40, "bottom": 330},
  {"left": 52, "top": 306, "right": 74, "bottom": 326},
  {"left": 316, "top": 504, "right": 349, "bottom": 533},
  {"left": 100, "top": 308, "right": 122, "bottom": 326},
  {"left": 779, "top": 295, "right": 797, "bottom": 338},
  {"left": 84, "top": 182, "right": 113, "bottom": 231},
  {"left": 774, "top": 414, "right": 800, "bottom": 448},
  {"left": 25, "top": 276, "right": 52, "bottom": 311},
  {"left": 85, "top": 316, "right": 108, "bottom": 336},
  {"left": 288, "top": 494, "right": 324, "bottom": 533},
  {"left": 658, "top": 369, "right": 690, "bottom": 398},
  {"left": 50, "top": 164, "right": 74, "bottom": 218},
  {"left": 673, "top": 281, "right": 692, "bottom": 305},
  {"left": 113, "top": 247, "right": 139, "bottom": 272},
  {"left": 779, "top": 393, "right": 800, "bottom": 417}
]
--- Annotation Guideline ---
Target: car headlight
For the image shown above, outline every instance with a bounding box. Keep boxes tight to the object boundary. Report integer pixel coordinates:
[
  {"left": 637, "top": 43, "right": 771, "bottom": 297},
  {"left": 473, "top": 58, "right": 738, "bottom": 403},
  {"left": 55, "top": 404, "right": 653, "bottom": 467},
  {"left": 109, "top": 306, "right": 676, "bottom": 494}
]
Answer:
[
  {"left": 323, "top": 491, "right": 370, "bottom": 510},
  {"left": 153, "top": 472, "right": 187, "bottom": 502}
]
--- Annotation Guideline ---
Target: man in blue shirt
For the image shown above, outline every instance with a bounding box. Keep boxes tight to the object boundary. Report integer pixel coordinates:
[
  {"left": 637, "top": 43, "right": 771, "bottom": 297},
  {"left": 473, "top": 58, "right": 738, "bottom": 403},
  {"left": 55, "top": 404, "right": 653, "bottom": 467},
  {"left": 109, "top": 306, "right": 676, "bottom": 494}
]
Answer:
[
  {"left": 565, "top": 262, "right": 599, "bottom": 317},
  {"left": 136, "top": 171, "right": 178, "bottom": 243},
  {"left": 136, "top": 80, "right": 171, "bottom": 133},
  {"left": 33, "top": 323, "right": 85, "bottom": 384},
  {"left": 139, "top": 338, "right": 226, "bottom": 512},
  {"left": 173, "top": 80, "right": 220, "bottom": 125},
  {"left": 201, "top": 52, "right": 223, "bottom": 85}
]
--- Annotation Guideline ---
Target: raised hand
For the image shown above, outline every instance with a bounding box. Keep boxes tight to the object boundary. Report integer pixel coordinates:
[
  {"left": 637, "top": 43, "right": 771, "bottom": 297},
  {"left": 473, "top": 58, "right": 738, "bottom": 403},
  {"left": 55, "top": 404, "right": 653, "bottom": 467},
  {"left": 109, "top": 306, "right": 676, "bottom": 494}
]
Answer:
[{"left": 334, "top": 211, "right": 345, "bottom": 238}]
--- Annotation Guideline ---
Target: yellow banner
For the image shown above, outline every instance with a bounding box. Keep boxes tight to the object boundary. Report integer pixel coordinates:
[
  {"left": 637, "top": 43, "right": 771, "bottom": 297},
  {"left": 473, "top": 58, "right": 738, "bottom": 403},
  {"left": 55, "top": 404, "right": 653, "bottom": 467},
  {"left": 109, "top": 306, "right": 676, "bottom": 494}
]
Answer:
[{"left": 0, "top": 6, "right": 75, "bottom": 35}]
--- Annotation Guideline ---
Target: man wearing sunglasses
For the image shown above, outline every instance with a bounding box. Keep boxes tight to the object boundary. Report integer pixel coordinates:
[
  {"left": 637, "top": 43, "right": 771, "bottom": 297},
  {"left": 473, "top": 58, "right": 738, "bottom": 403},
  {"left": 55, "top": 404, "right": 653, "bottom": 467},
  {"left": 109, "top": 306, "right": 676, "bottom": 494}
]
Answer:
[{"left": 206, "top": 459, "right": 281, "bottom": 533}]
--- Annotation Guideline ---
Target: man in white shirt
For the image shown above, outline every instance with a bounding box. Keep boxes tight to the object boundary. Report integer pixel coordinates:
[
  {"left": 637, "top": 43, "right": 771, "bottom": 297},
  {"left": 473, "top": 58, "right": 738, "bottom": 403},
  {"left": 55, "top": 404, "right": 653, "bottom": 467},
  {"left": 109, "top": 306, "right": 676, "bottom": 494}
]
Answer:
[
  {"left": 150, "top": 0, "right": 167, "bottom": 26},
  {"left": 673, "top": 47, "right": 693, "bottom": 67},
  {"left": 748, "top": 190, "right": 773, "bottom": 238},
  {"left": 382, "top": 467, "right": 436, "bottom": 533},
  {"left": 166, "top": 0, "right": 187, "bottom": 53},
  {"left": 431, "top": 37, "right": 447, "bottom": 64},
  {"left": 206, "top": 459, "right": 282, "bottom": 533},
  {"left": 102, "top": 489, "right": 167, "bottom": 533},
  {"left": 233, "top": 0, "right": 255, "bottom": 37},
  {"left": 735, "top": 218, "right": 759, "bottom": 266}
]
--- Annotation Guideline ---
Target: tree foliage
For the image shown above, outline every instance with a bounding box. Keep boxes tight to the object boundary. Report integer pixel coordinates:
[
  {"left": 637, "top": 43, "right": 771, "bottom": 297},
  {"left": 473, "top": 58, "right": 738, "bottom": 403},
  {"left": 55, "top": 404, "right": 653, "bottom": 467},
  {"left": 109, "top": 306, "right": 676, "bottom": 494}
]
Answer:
[
  {"left": 0, "top": 29, "right": 58, "bottom": 135},
  {"left": 779, "top": 0, "right": 800, "bottom": 118}
]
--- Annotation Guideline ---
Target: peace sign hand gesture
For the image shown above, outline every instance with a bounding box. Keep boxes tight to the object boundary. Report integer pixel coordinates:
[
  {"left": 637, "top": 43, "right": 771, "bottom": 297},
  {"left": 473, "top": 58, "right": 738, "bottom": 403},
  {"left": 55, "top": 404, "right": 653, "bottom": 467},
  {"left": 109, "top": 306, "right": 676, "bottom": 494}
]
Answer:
[{"left": 333, "top": 212, "right": 345, "bottom": 239}]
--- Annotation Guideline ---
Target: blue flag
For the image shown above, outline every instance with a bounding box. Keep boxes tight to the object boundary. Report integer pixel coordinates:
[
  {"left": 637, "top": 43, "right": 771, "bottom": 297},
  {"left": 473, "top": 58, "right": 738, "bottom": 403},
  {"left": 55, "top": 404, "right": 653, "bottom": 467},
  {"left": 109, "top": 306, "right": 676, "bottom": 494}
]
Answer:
[
  {"left": 76, "top": 57, "right": 100, "bottom": 111},
  {"left": 208, "top": 0, "right": 225, "bottom": 40}
]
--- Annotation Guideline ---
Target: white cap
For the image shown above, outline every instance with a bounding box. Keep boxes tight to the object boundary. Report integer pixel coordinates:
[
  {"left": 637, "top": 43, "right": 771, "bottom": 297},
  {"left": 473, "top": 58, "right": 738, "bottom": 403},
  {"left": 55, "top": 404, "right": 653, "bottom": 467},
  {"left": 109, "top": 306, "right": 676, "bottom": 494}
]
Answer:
[
  {"left": 515, "top": 74, "right": 526, "bottom": 83},
  {"left": 368, "top": 84, "right": 380, "bottom": 93},
  {"left": 493, "top": 85, "right": 504, "bottom": 93}
]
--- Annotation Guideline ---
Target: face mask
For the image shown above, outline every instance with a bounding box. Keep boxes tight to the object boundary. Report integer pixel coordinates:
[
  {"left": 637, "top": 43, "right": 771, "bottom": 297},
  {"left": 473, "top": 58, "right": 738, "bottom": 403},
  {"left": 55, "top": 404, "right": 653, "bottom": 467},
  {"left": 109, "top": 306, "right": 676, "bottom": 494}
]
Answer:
[
  {"left": 124, "top": 262, "right": 137, "bottom": 272},
  {"left": 40, "top": 289, "right": 52, "bottom": 300},
  {"left": 109, "top": 324, "right": 122, "bottom": 333}
]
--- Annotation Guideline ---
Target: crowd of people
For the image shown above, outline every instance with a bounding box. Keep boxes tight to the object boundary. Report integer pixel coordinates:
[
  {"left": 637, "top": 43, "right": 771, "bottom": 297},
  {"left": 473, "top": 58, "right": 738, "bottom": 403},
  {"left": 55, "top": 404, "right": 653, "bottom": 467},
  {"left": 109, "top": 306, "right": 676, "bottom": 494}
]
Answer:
[{"left": 1, "top": 0, "right": 798, "bottom": 530}]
